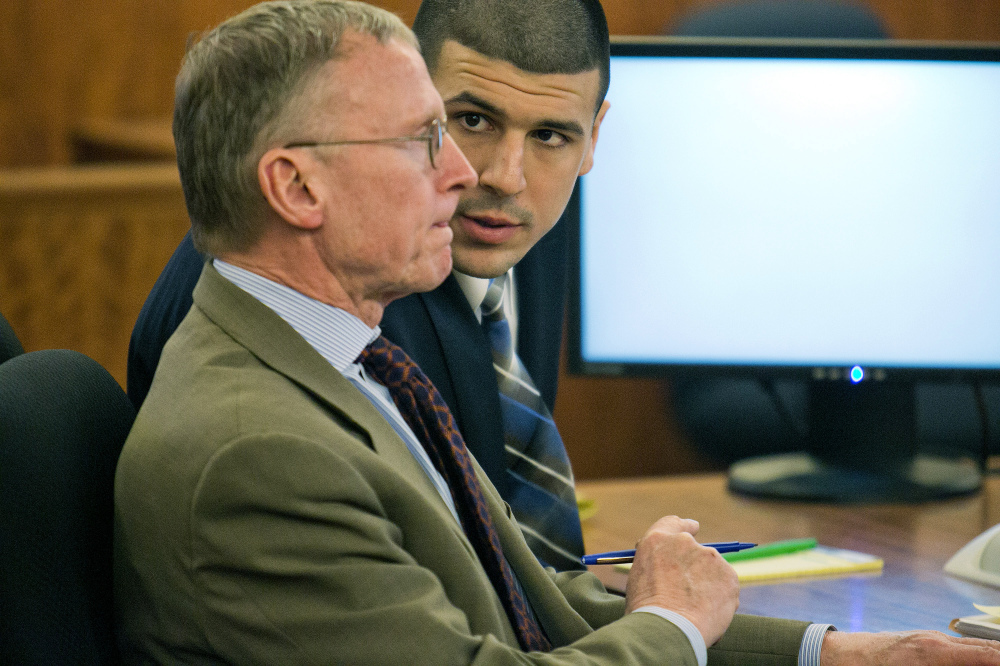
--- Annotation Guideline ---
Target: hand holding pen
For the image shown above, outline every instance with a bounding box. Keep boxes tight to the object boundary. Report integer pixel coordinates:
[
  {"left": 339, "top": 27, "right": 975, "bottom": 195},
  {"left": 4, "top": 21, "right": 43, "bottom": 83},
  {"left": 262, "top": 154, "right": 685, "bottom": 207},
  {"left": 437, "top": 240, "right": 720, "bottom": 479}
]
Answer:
[{"left": 621, "top": 516, "right": 741, "bottom": 646}]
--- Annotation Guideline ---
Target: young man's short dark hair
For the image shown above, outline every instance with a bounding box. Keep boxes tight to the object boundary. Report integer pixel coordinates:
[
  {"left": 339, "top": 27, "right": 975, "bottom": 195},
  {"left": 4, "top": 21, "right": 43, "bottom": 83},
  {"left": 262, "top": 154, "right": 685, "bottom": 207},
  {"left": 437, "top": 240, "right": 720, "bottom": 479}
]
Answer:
[{"left": 412, "top": 0, "right": 610, "bottom": 115}]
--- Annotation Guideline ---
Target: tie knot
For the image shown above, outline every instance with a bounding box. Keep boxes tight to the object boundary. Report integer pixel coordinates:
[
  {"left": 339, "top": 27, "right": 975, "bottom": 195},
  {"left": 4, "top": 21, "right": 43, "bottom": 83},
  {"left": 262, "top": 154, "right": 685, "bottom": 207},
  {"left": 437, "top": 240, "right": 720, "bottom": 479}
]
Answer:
[
  {"left": 357, "top": 336, "right": 402, "bottom": 378},
  {"left": 481, "top": 273, "right": 507, "bottom": 318},
  {"left": 356, "top": 338, "right": 380, "bottom": 366}
]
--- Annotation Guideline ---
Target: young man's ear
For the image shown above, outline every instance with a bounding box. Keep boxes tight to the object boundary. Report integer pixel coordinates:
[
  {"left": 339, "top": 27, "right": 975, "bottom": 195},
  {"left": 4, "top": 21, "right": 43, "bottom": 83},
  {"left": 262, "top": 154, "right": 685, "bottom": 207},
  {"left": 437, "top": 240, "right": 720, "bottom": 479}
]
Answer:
[
  {"left": 258, "top": 148, "right": 323, "bottom": 230},
  {"left": 578, "top": 99, "right": 610, "bottom": 177}
]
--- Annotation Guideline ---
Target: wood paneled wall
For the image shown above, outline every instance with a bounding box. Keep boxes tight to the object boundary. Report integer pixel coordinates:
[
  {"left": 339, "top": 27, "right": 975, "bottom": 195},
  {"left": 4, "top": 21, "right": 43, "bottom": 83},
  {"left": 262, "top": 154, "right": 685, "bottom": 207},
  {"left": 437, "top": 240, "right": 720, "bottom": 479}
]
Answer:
[
  {"left": 2, "top": 1, "right": 999, "bottom": 168},
  {"left": 0, "top": 164, "right": 190, "bottom": 387},
  {"left": 3, "top": 0, "right": 1000, "bottom": 479}
]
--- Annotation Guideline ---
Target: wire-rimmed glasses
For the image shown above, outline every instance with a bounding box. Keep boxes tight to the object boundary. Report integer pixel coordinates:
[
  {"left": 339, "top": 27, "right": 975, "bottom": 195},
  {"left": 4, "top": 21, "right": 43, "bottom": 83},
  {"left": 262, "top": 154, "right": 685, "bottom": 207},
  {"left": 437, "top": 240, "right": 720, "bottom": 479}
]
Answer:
[{"left": 284, "top": 117, "right": 445, "bottom": 168}]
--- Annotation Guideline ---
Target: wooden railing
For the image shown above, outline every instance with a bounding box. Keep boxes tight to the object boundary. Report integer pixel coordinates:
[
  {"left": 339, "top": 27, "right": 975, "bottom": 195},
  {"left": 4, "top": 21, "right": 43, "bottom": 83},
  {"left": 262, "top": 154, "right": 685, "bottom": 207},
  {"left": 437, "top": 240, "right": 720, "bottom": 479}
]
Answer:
[{"left": 0, "top": 163, "right": 190, "bottom": 388}]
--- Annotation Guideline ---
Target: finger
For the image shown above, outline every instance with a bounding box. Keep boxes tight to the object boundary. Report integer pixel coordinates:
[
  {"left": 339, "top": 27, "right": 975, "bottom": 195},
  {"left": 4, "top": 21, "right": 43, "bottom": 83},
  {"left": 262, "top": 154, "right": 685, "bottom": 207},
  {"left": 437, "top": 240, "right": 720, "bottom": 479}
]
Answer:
[
  {"left": 649, "top": 515, "right": 700, "bottom": 535},
  {"left": 951, "top": 635, "right": 1000, "bottom": 650},
  {"left": 670, "top": 517, "right": 699, "bottom": 535}
]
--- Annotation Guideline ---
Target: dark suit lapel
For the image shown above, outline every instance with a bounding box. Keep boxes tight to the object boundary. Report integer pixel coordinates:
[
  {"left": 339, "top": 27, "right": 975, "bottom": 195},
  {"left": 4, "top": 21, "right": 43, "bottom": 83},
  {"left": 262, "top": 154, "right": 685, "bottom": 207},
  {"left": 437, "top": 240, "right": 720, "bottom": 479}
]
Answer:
[{"left": 416, "top": 277, "right": 509, "bottom": 494}]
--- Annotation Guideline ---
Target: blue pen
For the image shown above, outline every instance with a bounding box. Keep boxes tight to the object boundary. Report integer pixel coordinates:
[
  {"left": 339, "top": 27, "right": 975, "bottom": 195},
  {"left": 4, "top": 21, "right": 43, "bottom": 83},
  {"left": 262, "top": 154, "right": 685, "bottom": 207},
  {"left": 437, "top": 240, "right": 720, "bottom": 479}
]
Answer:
[{"left": 581, "top": 541, "right": 757, "bottom": 565}]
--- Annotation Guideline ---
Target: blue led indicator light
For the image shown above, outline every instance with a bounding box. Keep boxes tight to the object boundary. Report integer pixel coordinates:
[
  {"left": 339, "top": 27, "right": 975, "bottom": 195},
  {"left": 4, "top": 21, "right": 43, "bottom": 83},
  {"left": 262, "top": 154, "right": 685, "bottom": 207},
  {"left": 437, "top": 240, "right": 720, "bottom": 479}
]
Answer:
[{"left": 850, "top": 366, "right": 864, "bottom": 383}]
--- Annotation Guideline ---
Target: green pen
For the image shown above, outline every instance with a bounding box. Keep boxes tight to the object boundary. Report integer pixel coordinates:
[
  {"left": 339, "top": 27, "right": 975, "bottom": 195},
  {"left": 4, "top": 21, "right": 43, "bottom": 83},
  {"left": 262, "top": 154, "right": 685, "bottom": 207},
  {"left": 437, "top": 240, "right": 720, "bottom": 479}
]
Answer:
[{"left": 721, "top": 537, "right": 818, "bottom": 563}]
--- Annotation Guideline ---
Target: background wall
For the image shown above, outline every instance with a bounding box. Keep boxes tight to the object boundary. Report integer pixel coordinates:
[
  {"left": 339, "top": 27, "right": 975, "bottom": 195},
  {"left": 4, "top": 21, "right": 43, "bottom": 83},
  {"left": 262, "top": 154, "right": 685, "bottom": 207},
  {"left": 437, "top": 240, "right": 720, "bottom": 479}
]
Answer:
[
  {"left": 0, "top": 164, "right": 189, "bottom": 387},
  {"left": 2, "top": 0, "right": 999, "bottom": 479},
  {"left": 3, "top": 0, "right": 1000, "bottom": 168}
]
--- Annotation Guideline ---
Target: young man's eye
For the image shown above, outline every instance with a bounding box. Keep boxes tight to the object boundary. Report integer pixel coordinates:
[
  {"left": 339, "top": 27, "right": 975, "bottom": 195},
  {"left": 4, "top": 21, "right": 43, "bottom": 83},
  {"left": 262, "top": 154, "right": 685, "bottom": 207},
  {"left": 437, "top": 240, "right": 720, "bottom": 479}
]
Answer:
[
  {"left": 453, "top": 113, "right": 491, "bottom": 132},
  {"left": 534, "top": 129, "right": 569, "bottom": 147}
]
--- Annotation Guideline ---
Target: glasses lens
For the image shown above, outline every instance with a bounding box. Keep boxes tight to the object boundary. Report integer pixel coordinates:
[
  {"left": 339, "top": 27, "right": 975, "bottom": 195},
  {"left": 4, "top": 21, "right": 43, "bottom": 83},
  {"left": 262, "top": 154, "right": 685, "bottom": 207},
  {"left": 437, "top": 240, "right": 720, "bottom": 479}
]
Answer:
[{"left": 430, "top": 119, "right": 443, "bottom": 168}]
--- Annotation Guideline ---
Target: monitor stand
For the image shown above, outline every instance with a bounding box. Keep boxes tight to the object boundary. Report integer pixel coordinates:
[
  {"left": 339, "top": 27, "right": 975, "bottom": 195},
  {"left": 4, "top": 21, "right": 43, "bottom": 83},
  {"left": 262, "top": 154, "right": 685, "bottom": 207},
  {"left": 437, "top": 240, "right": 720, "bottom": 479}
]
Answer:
[{"left": 727, "top": 381, "right": 981, "bottom": 502}]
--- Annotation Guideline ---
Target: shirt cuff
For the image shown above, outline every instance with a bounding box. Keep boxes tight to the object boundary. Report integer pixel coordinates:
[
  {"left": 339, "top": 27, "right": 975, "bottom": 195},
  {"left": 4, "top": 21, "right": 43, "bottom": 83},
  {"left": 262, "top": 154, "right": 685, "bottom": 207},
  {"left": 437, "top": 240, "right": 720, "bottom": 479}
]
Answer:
[
  {"left": 631, "top": 605, "right": 707, "bottom": 666},
  {"left": 799, "top": 623, "right": 836, "bottom": 666}
]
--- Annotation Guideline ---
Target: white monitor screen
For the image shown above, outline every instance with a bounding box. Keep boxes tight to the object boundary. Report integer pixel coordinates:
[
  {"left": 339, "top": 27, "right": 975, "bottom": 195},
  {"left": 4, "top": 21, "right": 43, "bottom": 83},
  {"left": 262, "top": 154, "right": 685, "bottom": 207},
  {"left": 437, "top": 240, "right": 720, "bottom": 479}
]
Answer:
[{"left": 575, "top": 41, "right": 1000, "bottom": 375}]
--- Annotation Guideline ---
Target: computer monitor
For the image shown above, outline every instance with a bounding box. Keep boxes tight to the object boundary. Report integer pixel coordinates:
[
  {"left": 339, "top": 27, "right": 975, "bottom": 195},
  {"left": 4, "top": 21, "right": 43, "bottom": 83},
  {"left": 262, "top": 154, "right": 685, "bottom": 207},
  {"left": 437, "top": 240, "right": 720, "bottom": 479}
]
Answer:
[{"left": 568, "top": 37, "right": 1000, "bottom": 501}]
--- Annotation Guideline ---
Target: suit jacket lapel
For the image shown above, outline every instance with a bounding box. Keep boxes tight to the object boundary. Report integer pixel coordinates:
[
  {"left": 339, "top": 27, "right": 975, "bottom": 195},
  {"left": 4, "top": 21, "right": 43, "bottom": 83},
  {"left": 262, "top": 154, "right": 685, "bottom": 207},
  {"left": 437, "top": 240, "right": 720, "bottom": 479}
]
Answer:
[
  {"left": 417, "top": 276, "right": 508, "bottom": 494},
  {"left": 470, "top": 454, "right": 593, "bottom": 647},
  {"left": 191, "top": 263, "right": 466, "bottom": 537},
  {"left": 195, "top": 264, "right": 592, "bottom": 648}
]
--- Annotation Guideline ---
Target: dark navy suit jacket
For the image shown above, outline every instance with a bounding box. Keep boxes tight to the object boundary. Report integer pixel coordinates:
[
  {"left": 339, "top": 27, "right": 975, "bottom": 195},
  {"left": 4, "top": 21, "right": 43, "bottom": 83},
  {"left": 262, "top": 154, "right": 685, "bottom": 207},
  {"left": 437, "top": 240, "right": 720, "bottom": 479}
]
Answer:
[{"left": 127, "top": 219, "right": 568, "bottom": 495}]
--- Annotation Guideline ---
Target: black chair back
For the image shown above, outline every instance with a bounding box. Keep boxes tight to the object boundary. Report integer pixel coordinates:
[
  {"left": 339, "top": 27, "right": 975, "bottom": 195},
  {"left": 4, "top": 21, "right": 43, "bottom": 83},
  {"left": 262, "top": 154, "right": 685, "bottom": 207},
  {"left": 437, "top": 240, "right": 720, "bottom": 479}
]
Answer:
[
  {"left": 0, "top": 349, "right": 135, "bottom": 665},
  {"left": 0, "top": 310, "right": 24, "bottom": 364}
]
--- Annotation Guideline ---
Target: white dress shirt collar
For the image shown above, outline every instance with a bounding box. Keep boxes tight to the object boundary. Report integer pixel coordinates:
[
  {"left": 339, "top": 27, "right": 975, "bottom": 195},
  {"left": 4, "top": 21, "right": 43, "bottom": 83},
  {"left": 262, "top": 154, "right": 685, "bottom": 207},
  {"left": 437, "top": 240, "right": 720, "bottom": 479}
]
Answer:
[
  {"left": 452, "top": 269, "right": 518, "bottom": 342},
  {"left": 213, "top": 259, "right": 378, "bottom": 370}
]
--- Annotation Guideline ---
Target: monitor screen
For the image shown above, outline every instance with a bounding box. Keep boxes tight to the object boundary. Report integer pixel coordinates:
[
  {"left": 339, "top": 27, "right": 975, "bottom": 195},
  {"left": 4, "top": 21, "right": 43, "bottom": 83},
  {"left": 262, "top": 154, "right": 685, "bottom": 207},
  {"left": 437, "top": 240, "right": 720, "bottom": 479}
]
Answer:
[
  {"left": 567, "top": 39, "right": 1000, "bottom": 501},
  {"left": 570, "top": 39, "right": 1000, "bottom": 383}
]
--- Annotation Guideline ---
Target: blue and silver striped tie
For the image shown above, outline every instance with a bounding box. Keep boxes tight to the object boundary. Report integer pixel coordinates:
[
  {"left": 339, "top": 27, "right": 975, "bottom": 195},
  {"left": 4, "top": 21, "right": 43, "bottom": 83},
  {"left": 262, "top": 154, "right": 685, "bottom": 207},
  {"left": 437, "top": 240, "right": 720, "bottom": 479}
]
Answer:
[{"left": 481, "top": 274, "right": 585, "bottom": 571}]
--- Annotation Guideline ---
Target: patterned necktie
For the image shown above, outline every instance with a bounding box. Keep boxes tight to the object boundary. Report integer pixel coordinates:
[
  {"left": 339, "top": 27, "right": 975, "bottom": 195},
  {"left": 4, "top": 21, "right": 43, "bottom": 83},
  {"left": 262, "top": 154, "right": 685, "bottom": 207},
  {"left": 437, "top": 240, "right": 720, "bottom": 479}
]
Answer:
[
  {"left": 480, "top": 274, "right": 585, "bottom": 571},
  {"left": 359, "top": 336, "right": 551, "bottom": 652}
]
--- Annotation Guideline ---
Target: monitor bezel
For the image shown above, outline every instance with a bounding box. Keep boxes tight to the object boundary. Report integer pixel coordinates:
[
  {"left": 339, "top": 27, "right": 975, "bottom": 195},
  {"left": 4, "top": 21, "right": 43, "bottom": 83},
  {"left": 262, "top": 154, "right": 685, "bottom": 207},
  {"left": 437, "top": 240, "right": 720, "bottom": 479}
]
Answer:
[{"left": 566, "top": 37, "right": 1000, "bottom": 383}]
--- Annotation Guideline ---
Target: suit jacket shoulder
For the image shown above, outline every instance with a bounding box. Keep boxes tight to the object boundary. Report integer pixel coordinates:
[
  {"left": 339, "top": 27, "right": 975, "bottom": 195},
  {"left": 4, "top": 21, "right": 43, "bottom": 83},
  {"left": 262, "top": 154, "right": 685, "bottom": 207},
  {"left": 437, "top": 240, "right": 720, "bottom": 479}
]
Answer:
[
  {"left": 126, "top": 216, "right": 568, "bottom": 492},
  {"left": 126, "top": 231, "right": 203, "bottom": 410}
]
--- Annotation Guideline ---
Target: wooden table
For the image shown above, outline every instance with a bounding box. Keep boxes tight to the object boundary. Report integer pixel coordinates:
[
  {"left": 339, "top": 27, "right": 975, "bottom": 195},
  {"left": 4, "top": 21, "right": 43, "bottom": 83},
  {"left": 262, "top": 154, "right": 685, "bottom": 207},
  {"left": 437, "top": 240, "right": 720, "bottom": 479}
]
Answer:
[{"left": 576, "top": 473, "right": 1000, "bottom": 633}]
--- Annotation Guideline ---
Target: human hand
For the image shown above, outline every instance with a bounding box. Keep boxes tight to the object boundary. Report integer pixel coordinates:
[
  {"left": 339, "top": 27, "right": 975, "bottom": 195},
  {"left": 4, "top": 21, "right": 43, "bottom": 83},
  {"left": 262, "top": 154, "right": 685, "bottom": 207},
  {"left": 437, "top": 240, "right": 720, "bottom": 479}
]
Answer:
[
  {"left": 624, "top": 515, "right": 740, "bottom": 646},
  {"left": 821, "top": 629, "right": 1000, "bottom": 665}
]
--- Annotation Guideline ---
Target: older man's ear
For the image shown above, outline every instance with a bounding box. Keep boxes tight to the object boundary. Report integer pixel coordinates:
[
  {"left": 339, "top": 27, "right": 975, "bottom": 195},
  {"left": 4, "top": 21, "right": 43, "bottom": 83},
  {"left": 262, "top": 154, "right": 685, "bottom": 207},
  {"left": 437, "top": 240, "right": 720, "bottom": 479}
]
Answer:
[{"left": 258, "top": 149, "right": 324, "bottom": 231}]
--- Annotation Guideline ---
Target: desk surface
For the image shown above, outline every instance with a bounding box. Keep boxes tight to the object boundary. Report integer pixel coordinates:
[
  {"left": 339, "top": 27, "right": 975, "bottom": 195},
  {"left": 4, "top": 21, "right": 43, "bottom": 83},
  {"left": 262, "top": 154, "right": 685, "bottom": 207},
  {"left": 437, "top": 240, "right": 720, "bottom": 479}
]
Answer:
[{"left": 576, "top": 473, "right": 1000, "bottom": 633}]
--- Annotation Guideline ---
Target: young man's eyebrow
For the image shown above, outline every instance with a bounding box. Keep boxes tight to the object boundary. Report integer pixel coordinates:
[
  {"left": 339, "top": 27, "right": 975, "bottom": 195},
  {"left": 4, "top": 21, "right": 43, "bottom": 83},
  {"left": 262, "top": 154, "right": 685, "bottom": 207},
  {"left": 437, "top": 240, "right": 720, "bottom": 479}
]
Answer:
[
  {"left": 444, "top": 91, "right": 586, "bottom": 137},
  {"left": 540, "top": 118, "right": 586, "bottom": 137},
  {"left": 444, "top": 91, "right": 506, "bottom": 118}
]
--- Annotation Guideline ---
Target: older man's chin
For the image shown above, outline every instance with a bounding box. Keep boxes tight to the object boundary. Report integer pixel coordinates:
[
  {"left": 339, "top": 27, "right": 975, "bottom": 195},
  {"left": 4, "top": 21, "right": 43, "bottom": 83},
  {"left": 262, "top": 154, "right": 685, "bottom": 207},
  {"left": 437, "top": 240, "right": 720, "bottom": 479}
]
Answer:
[
  {"left": 423, "top": 247, "right": 454, "bottom": 294},
  {"left": 381, "top": 246, "right": 454, "bottom": 309}
]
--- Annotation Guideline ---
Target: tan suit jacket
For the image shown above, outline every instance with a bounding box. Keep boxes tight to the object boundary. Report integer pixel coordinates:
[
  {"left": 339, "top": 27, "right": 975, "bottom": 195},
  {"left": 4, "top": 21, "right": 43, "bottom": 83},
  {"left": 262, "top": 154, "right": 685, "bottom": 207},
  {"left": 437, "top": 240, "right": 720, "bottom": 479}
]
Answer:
[{"left": 114, "top": 263, "right": 810, "bottom": 664}]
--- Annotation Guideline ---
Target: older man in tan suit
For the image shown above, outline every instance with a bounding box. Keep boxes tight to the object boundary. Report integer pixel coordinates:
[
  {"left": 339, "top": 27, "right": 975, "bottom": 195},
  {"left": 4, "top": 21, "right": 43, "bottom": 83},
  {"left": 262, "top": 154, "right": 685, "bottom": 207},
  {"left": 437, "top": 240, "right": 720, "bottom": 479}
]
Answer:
[{"left": 113, "top": 1, "right": 1000, "bottom": 664}]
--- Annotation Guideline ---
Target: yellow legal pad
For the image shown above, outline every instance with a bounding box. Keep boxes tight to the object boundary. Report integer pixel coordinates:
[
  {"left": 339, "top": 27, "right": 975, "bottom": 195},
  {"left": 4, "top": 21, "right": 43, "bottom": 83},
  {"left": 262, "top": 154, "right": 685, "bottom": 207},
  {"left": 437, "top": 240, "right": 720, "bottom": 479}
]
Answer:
[
  {"left": 727, "top": 545, "right": 883, "bottom": 583},
  {"left": 616, "top": 545, "right": 883, "bottom": 584}
]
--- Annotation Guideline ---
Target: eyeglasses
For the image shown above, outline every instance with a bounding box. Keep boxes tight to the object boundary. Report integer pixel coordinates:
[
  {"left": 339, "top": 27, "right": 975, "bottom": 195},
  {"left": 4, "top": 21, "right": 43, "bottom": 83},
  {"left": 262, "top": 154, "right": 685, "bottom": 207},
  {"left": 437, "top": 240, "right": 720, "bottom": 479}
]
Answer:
[{"left": 284, "top": 118, "right": 445, "bottom": 168}]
